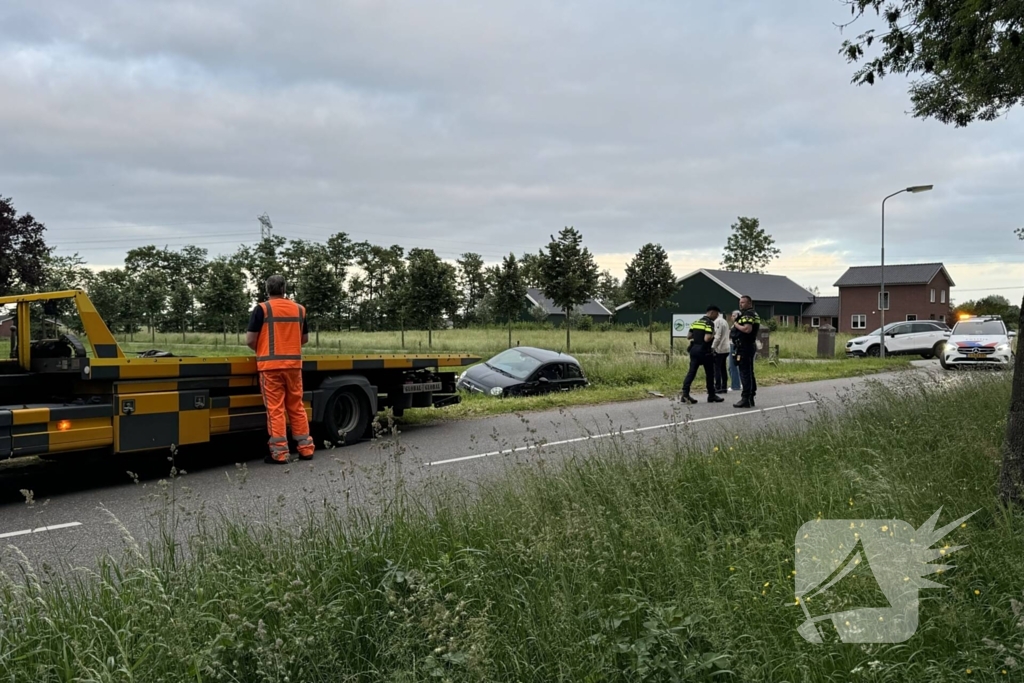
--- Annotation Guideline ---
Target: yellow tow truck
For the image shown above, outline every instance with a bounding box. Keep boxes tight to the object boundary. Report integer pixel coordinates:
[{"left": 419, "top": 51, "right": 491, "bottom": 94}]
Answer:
[{"left": 0, "top": 290, "right": 479, "bottom": 460}]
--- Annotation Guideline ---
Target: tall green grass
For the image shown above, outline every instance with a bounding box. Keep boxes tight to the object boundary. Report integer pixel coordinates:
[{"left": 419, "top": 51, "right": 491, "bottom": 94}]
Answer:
[
  {"left": 107, "top": 327, "right": 858, "bottom": 360},
  {"left": 1, "top": 374, "right": 1020, "bottom": 681}
]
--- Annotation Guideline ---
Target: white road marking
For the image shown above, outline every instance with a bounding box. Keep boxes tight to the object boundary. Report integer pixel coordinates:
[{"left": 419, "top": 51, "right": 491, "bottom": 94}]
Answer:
[
  {"left": 0, "top": 521, "right": 82, "bottom": 539},
  {"left": 427, "top": 400, "right": 819, "bottom": 466}
]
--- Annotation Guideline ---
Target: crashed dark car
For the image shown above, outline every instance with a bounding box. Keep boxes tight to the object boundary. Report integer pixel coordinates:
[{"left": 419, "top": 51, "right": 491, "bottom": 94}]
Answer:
[{"left": 455, "top": 347, "right": 588, "bottom": 397}]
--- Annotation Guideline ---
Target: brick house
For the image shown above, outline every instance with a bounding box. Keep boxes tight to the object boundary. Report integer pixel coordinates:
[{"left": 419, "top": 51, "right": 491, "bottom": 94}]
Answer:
[{"left": 833, "top": 263, "right": 954, "bottom": 334}]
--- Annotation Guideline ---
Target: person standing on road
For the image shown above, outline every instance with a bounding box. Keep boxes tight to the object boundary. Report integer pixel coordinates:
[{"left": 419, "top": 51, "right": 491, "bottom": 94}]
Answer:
[
  {"left": 733, "top": 295, "right": 761, "bottom": 409},
  {"left": 246, "top": 274, "right": 315, "bottom": 464},
  {"left": 712, "top": 307, "right": 731, "bottom": 394},
  {"left": 681, "top": 305, "right": 724, "bottom": 405},
  {"left": 727, "top": 310, "right": 742, "bottom": 392}
]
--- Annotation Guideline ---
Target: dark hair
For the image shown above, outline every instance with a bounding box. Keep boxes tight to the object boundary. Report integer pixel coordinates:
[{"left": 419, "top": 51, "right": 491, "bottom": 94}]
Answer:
[
  {"left": 740, "top": 294, "right": 753, "bottom": 305},
  {"left": 706, "top": 305, "right": 721, "bottom": 313},
  {"left": 265, "top": 274, "right": 287, "bottom": 296}
]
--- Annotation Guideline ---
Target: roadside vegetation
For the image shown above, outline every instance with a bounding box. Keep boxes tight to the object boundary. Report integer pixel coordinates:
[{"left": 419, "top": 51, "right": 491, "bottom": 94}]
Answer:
[
  {"left": 1, "top": 374, "right": 1018, "bottom": 681},
  {"left": 0, "top": 327, "right": 910, "bottom": 420}
]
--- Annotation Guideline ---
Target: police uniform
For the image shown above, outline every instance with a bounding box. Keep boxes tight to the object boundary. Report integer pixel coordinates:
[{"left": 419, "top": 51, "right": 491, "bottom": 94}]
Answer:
[
  {"left": 681, "top": 315, "right": 721, "bottom": 403},
  {"left": 734, "top": 307, "right": 761, "bottom": 406}
]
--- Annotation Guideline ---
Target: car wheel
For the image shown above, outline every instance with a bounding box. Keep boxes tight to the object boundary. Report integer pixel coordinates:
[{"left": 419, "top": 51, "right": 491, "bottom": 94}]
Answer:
[
  {"left": 939, "top": 355, "right": 951, "bottom": 370},
  {"left": 920, "top": 353, "right": 933, "bottom": 360},
  {"left": 317, "top": 387, "right": 371, "bottom": 448},
  {"left": 866, "top": 345, "right": 880, "bottom": 358}
]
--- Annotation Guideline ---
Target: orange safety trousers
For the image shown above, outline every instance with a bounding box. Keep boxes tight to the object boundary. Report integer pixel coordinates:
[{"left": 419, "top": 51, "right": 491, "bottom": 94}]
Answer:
[{"left": 259, "top": 369, "right": 315, "bottom": 462}]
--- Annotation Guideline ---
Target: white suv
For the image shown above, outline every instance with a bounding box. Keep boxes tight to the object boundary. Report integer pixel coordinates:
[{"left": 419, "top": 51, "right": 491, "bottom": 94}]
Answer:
[
  {"left": 846, "top": 321, "right": 951, "bottom": 359},
  {"left": 940, "top": 315, "right": 1014, "bottom": 370}
]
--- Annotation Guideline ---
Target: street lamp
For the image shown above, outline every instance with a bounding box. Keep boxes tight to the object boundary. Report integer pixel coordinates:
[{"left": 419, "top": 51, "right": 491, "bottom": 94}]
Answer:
[{"left": 879, "top": 184, "right": 934, "bottom": 359}]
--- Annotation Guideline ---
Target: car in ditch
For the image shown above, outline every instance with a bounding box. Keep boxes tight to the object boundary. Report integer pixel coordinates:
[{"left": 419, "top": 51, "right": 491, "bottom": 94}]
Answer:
[
  {"left": 845, "top": 320, "right": 950, "bottom": 359},
  {"left": 940, "top": 315, "right": 1015, "bottom": 370},
  {"left": 455, "top": 347, "right": 588, "bottom": 397}
]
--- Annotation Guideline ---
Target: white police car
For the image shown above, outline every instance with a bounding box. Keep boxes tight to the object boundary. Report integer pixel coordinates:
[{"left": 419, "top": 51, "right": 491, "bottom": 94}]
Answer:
[{"left": 940, "top": 315, "right": 1015, "bottom": 370}]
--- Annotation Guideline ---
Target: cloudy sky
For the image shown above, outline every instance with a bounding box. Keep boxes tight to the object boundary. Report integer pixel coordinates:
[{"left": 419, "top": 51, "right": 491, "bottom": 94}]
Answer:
[{"left": 2, "top": 0, "right": 1022, "bottom": 301}]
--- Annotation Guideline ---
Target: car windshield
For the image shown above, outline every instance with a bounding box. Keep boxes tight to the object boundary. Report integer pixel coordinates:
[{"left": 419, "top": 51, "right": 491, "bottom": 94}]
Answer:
[
  {"left": 952, "top": 320, "right": 1006, "bottom": 336},
  {"left": 485, "top": 349, "right": 544, "bottom": 380}
]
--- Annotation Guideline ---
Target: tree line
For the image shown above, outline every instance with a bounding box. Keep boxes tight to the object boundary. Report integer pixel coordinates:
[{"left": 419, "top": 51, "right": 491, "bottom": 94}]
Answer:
[{"left": 3, "top": 194, "right": 788, "bottom": 349}]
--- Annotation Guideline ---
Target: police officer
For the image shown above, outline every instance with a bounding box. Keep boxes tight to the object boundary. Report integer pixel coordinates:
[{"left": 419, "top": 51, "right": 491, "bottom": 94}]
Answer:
[
  {"left": 681, "top": 305, "right": 724, "bottom": 404},
  {"left": 733, "top": 295, "right": 761, "bottom": 409}
]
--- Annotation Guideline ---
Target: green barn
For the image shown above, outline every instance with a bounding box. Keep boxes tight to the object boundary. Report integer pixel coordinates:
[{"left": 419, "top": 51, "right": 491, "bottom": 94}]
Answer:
[{"left": 615, "top": 268, "right": 816, "bottom": 327}]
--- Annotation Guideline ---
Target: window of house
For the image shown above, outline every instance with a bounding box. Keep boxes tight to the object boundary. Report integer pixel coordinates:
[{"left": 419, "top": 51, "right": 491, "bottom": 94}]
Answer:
[
  {"left": 906, "top": 314, "right": 917, "bottom": 321},
  {"left": 852, "top": 315, "right": 866, "bottom": 329},
  {"left": 939, "top": 315, "right": 945, "bottom": 323},
  {"left": 930, "top": 289, "right": 936, "bottom": 303},
  {"left": 811, "top": 317, "right": 820, "bottom": 328},
  {"left": 941, "top": 290, "right": 946, "bottom": 304}
]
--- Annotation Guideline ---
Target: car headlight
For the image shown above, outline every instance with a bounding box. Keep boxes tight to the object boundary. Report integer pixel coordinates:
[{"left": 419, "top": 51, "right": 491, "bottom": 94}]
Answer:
[
  {"left": 489, "top": 386, "right": 504, "bottom": 397},
  {"left": 945, "top": 342, "right": 959, "bottom": 353},
  {"left": 997, "top": 343, "right": 1011, "bottom": 353}
]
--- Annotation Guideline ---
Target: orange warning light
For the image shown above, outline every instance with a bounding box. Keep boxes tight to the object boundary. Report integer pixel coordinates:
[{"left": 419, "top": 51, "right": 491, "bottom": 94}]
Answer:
[{"left": 56, "top": 420, "right": 72, "bottom": 432}]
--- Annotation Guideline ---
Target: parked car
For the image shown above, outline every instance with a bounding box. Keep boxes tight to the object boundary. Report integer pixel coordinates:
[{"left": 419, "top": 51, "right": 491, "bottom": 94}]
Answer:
[
  {"left": 940, "top": 315, "right": 1014, "bottom": 370},
  {"left": 846, "top": 320, "right": 950, "bottom": 359},
  {"left": 456, "top": 347, "right": 588, "bottom": 397}
]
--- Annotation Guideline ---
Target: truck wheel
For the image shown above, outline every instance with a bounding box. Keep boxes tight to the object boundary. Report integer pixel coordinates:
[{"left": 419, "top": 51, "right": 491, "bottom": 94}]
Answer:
[{"left": 319, "top": 387, "right": 371, "bottom": 448}]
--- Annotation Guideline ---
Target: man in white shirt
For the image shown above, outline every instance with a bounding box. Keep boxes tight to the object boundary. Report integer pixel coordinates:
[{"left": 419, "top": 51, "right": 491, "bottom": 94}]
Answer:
[{"left": 712, "top": 308, "right": 731, "bottom": 394}]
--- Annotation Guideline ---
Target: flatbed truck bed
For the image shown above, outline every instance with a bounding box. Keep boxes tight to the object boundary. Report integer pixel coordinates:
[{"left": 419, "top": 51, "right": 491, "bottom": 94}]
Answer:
[{"left": 0, "top": 290, "right": 480, "bottom": 460}]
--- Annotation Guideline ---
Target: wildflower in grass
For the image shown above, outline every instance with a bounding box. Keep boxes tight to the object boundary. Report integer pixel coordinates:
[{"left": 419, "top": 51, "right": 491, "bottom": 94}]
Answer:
[
  {"left": 729, "top": 566, "right": 735, "bottom": 572},
  {"left": 974, "top": 590, "right": 980, "bottom": 595},
  {"left": 713, "top": 446, "right": 719, "bottom": 452}
]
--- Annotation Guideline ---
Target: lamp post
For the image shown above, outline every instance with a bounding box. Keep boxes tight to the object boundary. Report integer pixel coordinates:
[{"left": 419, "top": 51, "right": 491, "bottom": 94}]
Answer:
[{"left": 879, "top": 184, "right": 933, "bottom": 359}]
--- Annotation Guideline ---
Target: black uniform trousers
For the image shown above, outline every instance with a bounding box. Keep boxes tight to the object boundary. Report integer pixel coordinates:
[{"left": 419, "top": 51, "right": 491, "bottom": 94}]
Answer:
[
  {"left": 736, "top": 344, "right": 757, "bottom": 399},
  {"left": 682, "top": 347, "right": 718, "bottom": 398},
  {"left": 713, "top": 353, "right": 729, "bottom": 393}
]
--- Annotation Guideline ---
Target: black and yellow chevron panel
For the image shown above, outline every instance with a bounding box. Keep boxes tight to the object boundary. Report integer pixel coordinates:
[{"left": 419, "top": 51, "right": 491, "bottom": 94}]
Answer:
[
  {"left": 86, "top": 354, "right": 480, "bottom": 380},
  {"left": 1, "top": 403, "right": 115, "bottom": 458}
]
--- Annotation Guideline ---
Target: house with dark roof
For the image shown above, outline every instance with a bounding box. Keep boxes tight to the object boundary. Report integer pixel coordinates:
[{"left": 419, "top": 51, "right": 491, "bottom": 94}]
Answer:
[
  {"left": 615, "top": 268, "right": 816, "bottom": 327},
  {"left": 833, "top": 262, "right": 954, "bottom": 333},
  {"left": 800, "top": 296, "right": 839, "bottom": 329},
  {"left": 0, "top": 314, "right": 13, "bottom": 339},
  {"left": 524, "top": 287, "right": 613, "bottom": 326}
]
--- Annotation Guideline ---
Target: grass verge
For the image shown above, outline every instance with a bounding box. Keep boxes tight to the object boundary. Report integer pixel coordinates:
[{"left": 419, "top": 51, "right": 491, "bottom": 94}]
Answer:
[
  {"left": 403, "top": 356, "right": 910, "bottom": 422},
  {"left": 1, "top": 374, "right": 1020, "bottom": 681},
  {"left": 1, "top": 331, "right": 911, "bottom": 421}
]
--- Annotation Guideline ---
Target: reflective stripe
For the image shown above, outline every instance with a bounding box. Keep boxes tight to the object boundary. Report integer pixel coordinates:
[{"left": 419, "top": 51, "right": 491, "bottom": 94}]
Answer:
[
  {"left": 264, "top": 301, "right": 276, "bottom": 358},
  {"left": 257, "top": 299, "right": 304, "bottom": 371}
]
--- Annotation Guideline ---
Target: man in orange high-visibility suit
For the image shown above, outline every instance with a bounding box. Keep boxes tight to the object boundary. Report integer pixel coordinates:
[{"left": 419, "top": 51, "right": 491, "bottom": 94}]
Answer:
[{"left": 246, "top": 274, "right": 315, "bottom": 464}]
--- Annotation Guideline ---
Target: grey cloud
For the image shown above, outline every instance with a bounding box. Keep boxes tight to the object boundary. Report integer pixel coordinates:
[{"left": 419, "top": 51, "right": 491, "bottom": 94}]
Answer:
[{"left": 0, "top": 0, "right": 1021, "bottom": 277}]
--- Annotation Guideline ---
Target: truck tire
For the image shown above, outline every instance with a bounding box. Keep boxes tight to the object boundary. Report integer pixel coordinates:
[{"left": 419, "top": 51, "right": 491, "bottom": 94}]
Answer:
[{"left": 318, "top": 387, "right": 371, "bottom": 449}]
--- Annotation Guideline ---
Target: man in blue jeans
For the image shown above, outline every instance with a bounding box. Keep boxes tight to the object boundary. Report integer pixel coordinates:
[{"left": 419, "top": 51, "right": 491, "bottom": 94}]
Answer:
[{"left": 727, "top": 310, "right": 741, "bottom": 391}]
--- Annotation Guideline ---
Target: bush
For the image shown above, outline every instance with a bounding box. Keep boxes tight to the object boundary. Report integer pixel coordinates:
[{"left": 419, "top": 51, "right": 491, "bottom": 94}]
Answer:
[
  {"left": 764, "top": 317, "right": 779, "bottom": 332},
  {"left": 569, "top": 313, "right": 594, "bottom": 331}
]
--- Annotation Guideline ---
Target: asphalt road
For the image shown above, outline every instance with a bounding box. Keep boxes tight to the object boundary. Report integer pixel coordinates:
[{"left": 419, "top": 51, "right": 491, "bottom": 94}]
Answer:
[{"left": 0, "top": 367, "right": 934, "bottom": 573}]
